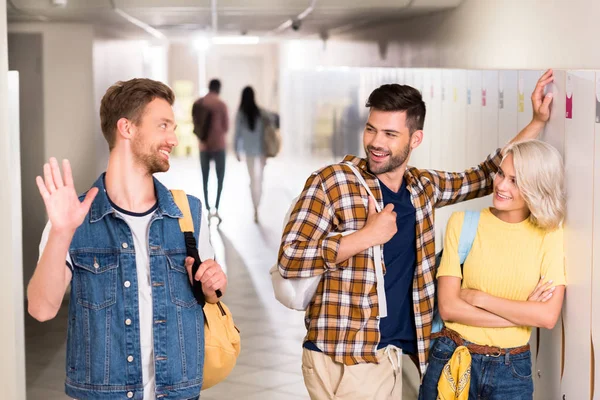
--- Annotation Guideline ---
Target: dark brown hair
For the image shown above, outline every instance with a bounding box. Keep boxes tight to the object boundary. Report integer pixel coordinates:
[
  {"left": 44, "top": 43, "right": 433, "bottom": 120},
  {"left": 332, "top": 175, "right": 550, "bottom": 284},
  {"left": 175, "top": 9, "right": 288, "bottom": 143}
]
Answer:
[
  {"left": 209, "top": 79, "right": 221, "bottom": 93},
  {"left": 365, "top": 84, "right": 426, "bottom": 133},
  {"left": 100, "top": 78, "right": 175, "bottom": 149}
]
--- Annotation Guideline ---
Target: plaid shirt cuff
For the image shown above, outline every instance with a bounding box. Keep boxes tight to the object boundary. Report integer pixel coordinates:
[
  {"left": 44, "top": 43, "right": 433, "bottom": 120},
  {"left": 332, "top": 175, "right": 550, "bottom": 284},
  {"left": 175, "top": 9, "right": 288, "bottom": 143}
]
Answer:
[
  {"left": 321, "top": 234, "right": 349, "bottom": 271},
  {"left": 490, "top": 148, "right": 502, "bottom": 165}
]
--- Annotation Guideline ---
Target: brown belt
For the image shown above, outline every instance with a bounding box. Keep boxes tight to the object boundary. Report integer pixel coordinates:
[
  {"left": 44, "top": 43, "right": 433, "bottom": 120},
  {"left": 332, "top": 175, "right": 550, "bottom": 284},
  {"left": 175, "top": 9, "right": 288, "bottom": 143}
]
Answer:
[{"left": 431, "top": 327, "right": 530, "bottom": 357}]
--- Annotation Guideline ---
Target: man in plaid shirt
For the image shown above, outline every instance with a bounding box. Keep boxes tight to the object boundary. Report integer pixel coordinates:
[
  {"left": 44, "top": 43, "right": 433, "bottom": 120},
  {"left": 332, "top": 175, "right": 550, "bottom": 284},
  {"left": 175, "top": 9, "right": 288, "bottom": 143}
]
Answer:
[{"left": 277, "top": 70, "right": 555, "bottom": 399}]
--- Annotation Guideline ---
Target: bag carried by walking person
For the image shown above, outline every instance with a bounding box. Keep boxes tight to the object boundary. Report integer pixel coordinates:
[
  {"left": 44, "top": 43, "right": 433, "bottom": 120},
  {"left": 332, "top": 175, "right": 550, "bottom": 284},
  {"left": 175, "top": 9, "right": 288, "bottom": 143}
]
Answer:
[
  {"left": 192, "top": 98, "right": 212, "bottom": 142},
  {"left": 261, "top": 110, "right": 281, "bottom": 158},
  {"left": 171, "top": 190, "right": 241, "bottom": 390}
]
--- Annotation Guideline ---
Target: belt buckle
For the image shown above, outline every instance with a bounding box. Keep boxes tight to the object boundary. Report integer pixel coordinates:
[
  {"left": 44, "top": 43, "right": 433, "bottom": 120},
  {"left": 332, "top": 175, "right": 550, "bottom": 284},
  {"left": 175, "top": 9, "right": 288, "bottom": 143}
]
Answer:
[
  {"left": 488, "top": 348, "right": 502, "bottom": 357},
  {"left": 480, "top": 345, "right": 503, "bottom": 357}
]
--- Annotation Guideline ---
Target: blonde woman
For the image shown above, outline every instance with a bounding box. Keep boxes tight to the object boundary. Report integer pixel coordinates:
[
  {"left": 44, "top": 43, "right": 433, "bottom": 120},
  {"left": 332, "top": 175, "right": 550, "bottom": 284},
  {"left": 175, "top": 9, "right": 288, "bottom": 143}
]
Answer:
[{"left": 419, "top": 140, "right": 566, "bottom": 400}]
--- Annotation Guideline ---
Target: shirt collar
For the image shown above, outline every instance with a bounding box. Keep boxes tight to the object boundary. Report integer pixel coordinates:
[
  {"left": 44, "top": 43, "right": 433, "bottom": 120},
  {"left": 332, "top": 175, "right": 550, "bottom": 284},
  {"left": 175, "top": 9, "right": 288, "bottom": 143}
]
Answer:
[{"left": 89, "top": 173, "right": 183, "bottom": 223}]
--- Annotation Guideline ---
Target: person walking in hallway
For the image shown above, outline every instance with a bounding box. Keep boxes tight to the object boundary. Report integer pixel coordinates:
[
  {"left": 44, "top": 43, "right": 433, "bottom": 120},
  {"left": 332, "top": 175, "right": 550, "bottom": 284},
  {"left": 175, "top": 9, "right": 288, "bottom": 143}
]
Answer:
[
  {"left": 192, "top": 78, "right": 229, "bottom": 224},
  {"left": 234, "top": 86, "right": 270, "bottom": 223},
  {"left": 277, "top": 70, "right": 554, "bottom": 400},
  {"left": 28, "top": 78, "right": 227, "bottom": 399}
]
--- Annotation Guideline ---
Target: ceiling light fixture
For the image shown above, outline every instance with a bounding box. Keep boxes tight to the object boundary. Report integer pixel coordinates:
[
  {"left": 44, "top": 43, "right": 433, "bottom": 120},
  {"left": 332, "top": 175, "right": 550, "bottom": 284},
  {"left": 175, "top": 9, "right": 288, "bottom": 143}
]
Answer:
[{"left": 194, "top": 37, "right": 211, "bottom": 51}]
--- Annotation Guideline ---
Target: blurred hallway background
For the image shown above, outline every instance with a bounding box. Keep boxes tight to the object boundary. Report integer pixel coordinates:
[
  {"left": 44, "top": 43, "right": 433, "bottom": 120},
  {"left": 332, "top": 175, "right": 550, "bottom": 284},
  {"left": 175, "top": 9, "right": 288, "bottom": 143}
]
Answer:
[{"left": 2, "top": 1, "right": 600, "bottom": 399}]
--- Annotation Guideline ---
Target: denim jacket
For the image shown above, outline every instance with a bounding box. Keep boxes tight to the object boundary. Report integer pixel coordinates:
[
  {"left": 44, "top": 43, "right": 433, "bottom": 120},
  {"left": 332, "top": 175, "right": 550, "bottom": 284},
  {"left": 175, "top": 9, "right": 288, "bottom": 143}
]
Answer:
[{"left": 65, "top": 174, "right": 204, "bottom": 399}]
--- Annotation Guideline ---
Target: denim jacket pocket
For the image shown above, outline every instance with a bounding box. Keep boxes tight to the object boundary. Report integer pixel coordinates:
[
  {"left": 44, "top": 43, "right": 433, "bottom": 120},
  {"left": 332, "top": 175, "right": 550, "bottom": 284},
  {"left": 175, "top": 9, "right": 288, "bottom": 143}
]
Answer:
[
  {"left": 71, "top": 250, "right": 118, "bottom": 310},
  {"left": 167, "top": 252, "right": 198, "bottom": 308}
]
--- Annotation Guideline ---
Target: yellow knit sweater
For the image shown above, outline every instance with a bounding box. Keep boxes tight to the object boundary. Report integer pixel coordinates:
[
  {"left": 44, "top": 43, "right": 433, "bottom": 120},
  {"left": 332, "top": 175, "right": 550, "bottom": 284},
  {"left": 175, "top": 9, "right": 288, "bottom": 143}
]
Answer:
[{"left": 437, "top": 208, "right": 566, "bottom": 348}]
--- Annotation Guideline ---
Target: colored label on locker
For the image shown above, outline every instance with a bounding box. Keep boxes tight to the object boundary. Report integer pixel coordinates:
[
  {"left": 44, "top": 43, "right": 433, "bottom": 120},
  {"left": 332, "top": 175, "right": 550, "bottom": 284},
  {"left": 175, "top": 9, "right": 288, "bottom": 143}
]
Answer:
[
  {"left": 566, "top": 74, "right": 573, "bottom": 119},
  {"left": 518, "top": 76, "right": 525, "bottom": 112},
  {"left": 482, "top": 89, "right": 487, "bottom": 107},
  {"left": 430, "top": 85, "right": 434, "bottom": 99},
  {"left": 467, "top": 88, "right": 471, "bottom": 105},
  {"left": 596, "top": 76, "right": 600, "bottom": 123},
  {"left": 566, "top": 94, "right": 573, "bottom": 119},
  {"left": 442, "top": 87, "right": 445, "bottom": 101},
  {"left": 518, "top": 92, "right": 525, "bottom": 113},
  {"left": 453, "top": 88, "right": 457, "bottom": 103},
  {"left": 499, "top": 90, "right": 504, "bottom": 109}
]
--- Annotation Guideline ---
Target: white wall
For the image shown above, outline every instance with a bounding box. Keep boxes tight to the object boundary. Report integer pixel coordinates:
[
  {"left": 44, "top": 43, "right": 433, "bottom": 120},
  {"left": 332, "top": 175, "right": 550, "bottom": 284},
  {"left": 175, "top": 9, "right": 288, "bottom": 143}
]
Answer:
[
  {"left": 7, "top": 32, "right": 46, "bottom": 294},
  {"left": 93, "top": 39, "right": 168, "bottom": 175},
  {"left": 593, "top": 72, "right": 600, "bottom": 400},
  {"left": 8, "top": 23, "right": 96, "bottom": 192},
  {"left": 8, "top": 22, "right": 96, "bottom": 293},
  {"left": 169, "top": 41, "right": 201, "bottom": 96},
  {"left": 280, "top": 39, "right": 399, "bottom": 69},
  {"left": 288, "top": 0, "right": 600, "bottom": 70},
  {"left": 0, "top": 0, "right": 27, "bottom": 397}
]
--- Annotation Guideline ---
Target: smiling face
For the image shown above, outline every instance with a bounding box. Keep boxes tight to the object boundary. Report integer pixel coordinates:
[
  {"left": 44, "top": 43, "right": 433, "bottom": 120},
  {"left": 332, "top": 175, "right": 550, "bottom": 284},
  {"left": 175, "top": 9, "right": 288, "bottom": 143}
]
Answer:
[
  {"left": 130, "top": 98, "right": 178, "bottom": 174},
  {"left": 492, "top": 153, "right": 528, "bottom": 213},
  {"left": 363, "top": 109, "right": 416, "bottom": 175}
]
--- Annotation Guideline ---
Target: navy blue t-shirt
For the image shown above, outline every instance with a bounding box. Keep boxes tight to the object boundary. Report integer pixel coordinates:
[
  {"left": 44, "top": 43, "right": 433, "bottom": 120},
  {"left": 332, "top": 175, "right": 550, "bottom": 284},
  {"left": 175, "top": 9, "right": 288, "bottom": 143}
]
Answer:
[
  {"left": 304, "top": 178, "right": 418, "bottom": 355},
  {"left": 376, "top": 179, "right": 417, "bottom": 355}
]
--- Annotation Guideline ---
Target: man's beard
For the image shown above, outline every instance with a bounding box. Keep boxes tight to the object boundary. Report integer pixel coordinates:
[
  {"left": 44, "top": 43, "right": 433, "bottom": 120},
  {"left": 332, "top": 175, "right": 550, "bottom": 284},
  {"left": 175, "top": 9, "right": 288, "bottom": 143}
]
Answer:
[
  {"left": 132, "top": 137, "right": 169, "bottom": 175},
  {"left": 366, "top": 142, "right": 411, "bottom": 175}
]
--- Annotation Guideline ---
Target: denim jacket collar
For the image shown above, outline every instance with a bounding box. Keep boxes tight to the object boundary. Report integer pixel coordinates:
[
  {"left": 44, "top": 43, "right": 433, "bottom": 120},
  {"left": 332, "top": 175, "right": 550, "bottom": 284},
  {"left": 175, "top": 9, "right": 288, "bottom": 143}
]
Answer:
[{"left": 89, "top": 173, "right": 183, "bottom": 223}]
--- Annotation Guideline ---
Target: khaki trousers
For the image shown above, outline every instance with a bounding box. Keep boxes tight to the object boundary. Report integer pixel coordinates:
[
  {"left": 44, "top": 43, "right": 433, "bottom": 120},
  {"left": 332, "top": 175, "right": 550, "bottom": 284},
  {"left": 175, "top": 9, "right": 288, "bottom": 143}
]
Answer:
[{"left": 302, "top": 347, "right": 403, "bottom": 400}]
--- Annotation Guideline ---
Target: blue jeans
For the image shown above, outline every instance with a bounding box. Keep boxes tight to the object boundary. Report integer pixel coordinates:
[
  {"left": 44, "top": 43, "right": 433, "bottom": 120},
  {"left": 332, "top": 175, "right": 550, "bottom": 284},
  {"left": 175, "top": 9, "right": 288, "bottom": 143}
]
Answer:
[
  {"left": 200, "top": 150, "right": 226, "bottom": 210},
  {"left": 419, "top": 337, "right": 534, "bottom": 400}
]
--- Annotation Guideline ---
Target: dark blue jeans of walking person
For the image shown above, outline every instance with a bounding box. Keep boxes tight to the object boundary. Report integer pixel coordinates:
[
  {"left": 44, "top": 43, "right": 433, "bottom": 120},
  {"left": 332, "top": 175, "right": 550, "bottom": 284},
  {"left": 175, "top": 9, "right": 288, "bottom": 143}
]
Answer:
[
  {"left": 419, "top": 337, "right": 534, "bottom": 400},
  {"left": 200, "top": 150, "right": 226, "bottom": 211}
]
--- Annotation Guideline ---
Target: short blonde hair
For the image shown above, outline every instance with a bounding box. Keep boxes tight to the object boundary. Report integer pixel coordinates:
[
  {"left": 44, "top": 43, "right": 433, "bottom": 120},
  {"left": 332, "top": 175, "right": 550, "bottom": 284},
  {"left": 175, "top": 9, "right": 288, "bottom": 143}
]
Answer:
[{"left": 503, "top": 140, "right": 565, "bottom": 230}]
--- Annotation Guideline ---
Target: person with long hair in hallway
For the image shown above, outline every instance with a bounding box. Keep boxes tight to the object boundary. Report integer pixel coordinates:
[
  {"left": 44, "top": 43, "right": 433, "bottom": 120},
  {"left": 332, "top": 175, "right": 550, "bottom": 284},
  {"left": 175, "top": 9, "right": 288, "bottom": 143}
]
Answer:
[
  {"left": 420, "top": 140, "right": 566, "bottom": 400},
  {"left": 235, "top": 86, "right": 268, "bottom": 223}
]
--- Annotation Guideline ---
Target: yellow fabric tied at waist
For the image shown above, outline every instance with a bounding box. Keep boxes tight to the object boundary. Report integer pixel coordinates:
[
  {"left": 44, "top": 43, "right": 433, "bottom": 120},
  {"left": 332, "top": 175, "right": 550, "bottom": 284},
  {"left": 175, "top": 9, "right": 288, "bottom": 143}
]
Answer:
[{"left": 437, "top": 345, "right": 471, "bottom": 400}]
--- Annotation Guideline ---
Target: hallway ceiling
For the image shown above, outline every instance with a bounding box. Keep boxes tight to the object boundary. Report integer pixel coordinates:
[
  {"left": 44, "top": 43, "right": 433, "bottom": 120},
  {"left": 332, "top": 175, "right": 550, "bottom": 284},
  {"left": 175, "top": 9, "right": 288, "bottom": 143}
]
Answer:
[{"left": 7, "top": 0, "right": 463, "bottom": 39}]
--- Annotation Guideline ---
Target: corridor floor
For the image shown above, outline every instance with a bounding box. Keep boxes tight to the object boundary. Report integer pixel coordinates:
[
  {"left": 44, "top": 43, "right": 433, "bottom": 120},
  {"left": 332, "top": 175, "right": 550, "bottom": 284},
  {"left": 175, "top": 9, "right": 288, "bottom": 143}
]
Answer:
[{"left": 24, "top": 154, "right": 419, "bottom": 399}]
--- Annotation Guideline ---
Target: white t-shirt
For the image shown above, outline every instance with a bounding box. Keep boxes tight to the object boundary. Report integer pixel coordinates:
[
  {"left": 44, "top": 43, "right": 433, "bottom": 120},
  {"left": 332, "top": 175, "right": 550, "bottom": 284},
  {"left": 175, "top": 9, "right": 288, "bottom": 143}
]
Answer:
[{"left": 39, "top": 204, "right": 214, "bottom": 400}]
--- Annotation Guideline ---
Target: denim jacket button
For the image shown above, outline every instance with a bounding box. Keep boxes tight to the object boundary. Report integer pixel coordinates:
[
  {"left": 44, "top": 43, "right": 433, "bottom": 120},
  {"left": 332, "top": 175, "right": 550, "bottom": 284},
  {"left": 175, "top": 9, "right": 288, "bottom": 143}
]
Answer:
[
  {"left": 127, "top": 355, "right": 134, "bottom": 362},
  {"left": 93, "top": 262, "right": 99, "bottom": 269},
  {"left": 125, "top": 319, "right": 132, "bottom": 326},
  {"left": 124, "top": 281, "right": 131, "bottom": 288},
  {"left": 122, "top": 242, "right": 129, "bottom": 249},
  {"left": 127, "top": 392, "right": 134, "bottom": 398}
]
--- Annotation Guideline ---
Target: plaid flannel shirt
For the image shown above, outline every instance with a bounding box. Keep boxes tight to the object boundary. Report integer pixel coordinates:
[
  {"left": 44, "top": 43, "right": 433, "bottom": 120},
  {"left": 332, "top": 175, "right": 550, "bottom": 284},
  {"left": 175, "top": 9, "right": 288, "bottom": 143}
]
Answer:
[{"left": 277, "top": 149, "right": 503, "bottom": 374}]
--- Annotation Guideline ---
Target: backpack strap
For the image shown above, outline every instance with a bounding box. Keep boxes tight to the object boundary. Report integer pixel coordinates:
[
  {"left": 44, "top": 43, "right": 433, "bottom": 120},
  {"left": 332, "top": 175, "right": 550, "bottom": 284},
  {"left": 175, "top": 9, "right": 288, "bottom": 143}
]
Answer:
[
  {"left": 170, "top": 190, "right": 222, "bottom": 305},
  {"left": 172, "top": 189, "right": 195, "bottom": 232},
  {"left": 342, "top": 162, "right": 387, "bottom": 318},
  {"left": 343, "top": 162, "right": 382, "bottom": 212},
  {"left": 457, "top": 210, "right": 481, "bottom": 265}
]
